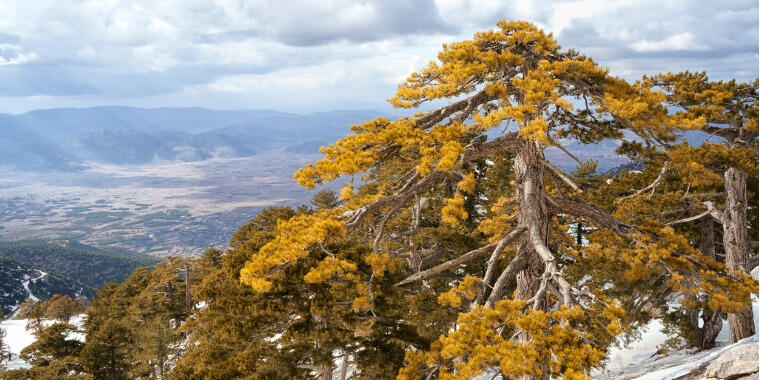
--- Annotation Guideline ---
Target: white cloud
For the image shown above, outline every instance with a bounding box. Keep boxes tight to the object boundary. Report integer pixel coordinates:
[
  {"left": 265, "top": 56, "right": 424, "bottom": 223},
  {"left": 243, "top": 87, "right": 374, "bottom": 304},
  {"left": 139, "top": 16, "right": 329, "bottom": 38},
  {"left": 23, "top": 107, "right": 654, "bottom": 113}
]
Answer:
[
  {"left": 629, "top": 32, "right": 708, "bottom": 52},
  {"left": 0, "top": 43, "right": 39, "bottom": 66},
  {"left": 0, "top": 0, "right": 754, "bottom": 111}
]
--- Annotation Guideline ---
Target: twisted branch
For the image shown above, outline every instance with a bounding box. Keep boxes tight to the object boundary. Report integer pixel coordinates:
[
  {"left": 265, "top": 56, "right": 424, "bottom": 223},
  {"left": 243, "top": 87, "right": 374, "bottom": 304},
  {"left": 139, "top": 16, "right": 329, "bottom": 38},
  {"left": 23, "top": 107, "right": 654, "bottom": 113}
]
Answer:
[
  {"left": 618, "top": 161, "right": 669, "bottom": 201},
  {"left": 396, "top": 226, "right": 526, "bottom": 286}
]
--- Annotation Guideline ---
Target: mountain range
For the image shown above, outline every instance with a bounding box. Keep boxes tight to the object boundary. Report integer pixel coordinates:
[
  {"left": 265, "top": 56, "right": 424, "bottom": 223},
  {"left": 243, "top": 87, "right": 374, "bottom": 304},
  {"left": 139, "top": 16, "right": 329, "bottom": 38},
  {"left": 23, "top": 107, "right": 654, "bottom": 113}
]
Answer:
[{"left": 0, "top": 107, "right": 387, "bottom": 169}]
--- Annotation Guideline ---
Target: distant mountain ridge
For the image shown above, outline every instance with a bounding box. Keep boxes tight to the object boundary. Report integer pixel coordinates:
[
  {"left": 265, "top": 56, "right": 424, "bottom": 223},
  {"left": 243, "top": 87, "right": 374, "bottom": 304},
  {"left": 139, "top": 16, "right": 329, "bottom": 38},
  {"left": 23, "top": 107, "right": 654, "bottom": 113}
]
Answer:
[
  {"left": 0, "top": 105, "right": 718, "bottom": 173},
  {"left": 0, "top": 107, "right": 390, "bottom": 169}
]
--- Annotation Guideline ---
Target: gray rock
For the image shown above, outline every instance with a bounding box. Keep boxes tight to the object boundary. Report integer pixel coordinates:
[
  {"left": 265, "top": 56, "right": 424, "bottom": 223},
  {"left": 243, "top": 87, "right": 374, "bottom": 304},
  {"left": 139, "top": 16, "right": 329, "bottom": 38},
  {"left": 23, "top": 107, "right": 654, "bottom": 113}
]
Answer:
[{"left": 703, "top": 342, "right": 758, "bottom": 379}]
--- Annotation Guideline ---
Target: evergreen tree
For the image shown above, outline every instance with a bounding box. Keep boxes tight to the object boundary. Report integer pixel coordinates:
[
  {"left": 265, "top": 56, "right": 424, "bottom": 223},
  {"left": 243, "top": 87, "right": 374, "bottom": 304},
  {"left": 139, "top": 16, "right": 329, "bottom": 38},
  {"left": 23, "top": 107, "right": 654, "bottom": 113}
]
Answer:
[
  {"left": 239, "top": 21, "right": 756, "bottom": 379},
  {"left": 641, "top": 72, "right": 758, "bottom": 343},
  {"left": 81, "top": 260, "right": 189, "bottom": 379},
  {"left": 10, "top": 322, "right": 87, "bottom": 379}
]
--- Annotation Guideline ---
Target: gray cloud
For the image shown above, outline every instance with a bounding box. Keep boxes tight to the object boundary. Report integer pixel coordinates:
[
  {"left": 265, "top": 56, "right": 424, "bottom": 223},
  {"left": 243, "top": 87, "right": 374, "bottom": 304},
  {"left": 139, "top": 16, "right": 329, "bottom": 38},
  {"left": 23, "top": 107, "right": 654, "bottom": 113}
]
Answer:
[{"left": 0, "top": 0, "right": 755, "bottom": 112}]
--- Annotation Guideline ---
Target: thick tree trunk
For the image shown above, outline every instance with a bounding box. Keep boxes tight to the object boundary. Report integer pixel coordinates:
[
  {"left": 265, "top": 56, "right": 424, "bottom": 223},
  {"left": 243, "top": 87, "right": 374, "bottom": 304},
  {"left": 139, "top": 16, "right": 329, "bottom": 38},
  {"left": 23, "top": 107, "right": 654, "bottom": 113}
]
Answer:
[
  {"left": 513, "top": 138, "right": 549, "bottom": 380},
  {"left": 513, "top": 138, "right": 548, "bottom": 309},
  {"left": 698, "top": 217, "right": 722, "bottom": 350},
  {"left": 722, "top": 168, "right": 755, "bottom": 343},
  {"left": 319, "top": 364, "right": 333, "bottom": 380},
  {"left": 700, "top": 310, "right": 722, "bottom": 350}
]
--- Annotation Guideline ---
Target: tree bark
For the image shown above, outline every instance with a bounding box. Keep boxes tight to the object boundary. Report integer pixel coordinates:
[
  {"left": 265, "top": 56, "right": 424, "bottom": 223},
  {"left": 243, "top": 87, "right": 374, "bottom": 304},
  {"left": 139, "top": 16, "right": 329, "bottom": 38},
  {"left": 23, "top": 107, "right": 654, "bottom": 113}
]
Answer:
[
  {"left": 338, "top": 354, "right": 350, "bottom": 380},
  {"left": 698, "top": 216, "right": 722, "bottom": 350},
  {"left": 513, "top": 138, "right": 550, "bottom": 380},
  {"left": 722, "top": 168, "right": 755, "bottom": 343},
  {"left": 700, "top": 310, "right": 722, "bottom": 350},
  {"left": 319, "top": 364, "right": 333, "bottom": 380},
  {"left": 513, "top": 138, "right": 547, "bottom": 310}
]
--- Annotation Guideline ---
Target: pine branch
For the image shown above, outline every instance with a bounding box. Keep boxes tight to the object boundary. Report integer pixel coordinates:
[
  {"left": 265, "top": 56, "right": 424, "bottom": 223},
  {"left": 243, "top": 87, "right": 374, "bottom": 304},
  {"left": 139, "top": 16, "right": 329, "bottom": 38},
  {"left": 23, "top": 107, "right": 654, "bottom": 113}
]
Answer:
[
  {"left": 617, "top": 161, "right": 670, "bottom": 202},
  {"left": 547, "top": 197, "right": 637, "bottom": 236},
  {"left": 340, "top": 133, "right": 520, "bottom": 228},
  {"left": 543, "top": 160, "right": 582, "bottom": 193},
  {"left": 396, "top": 226, "right": 526, "bottom": 286}
]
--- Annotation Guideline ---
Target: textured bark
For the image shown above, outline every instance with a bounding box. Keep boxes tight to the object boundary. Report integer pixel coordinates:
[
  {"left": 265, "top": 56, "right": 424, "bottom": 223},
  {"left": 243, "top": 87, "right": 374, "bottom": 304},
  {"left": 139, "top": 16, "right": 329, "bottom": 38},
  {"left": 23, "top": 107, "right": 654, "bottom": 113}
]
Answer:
[
  {"left": 513, "top": 138, "right": 547, "bottom": 310},
  {"left": 512, "top": 138, "right": 550, "bottom": 380},
  {"left": 338, "top": 355, "right": 349, "bottom": 380},
  {"left": 699, "top": 217, "right": 723, "bottom": 350},
  {"left": 700, "top": 217, "right": 716, "bottom": 259},
  {"left": 722, "top": 168, "right": 755, "bottom": 343},
  {"left": 700, "top": 310, "right": 723, "bottom": 351},
  {"left": 319, "top": 364, "right": 333, "bottom": 380}
]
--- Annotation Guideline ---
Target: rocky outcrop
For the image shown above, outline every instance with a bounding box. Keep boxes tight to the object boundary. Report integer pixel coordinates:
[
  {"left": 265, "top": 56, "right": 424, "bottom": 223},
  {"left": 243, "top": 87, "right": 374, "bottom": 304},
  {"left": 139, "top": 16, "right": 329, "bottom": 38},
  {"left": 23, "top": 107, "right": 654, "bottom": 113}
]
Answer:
[{"left": 700, "top": 342, "right": 758, "bottom": 379}]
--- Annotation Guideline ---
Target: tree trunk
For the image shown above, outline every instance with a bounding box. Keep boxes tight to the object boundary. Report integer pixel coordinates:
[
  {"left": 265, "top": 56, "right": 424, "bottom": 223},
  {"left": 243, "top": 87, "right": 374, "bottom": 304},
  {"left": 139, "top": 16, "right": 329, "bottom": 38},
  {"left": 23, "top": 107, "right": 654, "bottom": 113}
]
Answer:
[
  {"left": 699, "top": 216, "right": 716, "bottom": 259},
  {"left": 722, "top": 168, "right": 755, "bottom": 343},
  {"left": 185, "top": 262, "right": 192, "bottom": 310},
  {"left": 338, "top": 354, "right": 350, "bottom": 380},
  {"left": 319, "top": 364, "right": 333, "bottom": 380},
  {"left": 513, "top": 138, "right": 549, "bottom": 380},
  {"left": 697, "top": 216, "right": 723, "bottom": 350},
  {"left": 700, "top": 310, "right": 722, "bottom": 350},
  {"left": 513, "top": 138, "right": 548, "bottom": 309}
]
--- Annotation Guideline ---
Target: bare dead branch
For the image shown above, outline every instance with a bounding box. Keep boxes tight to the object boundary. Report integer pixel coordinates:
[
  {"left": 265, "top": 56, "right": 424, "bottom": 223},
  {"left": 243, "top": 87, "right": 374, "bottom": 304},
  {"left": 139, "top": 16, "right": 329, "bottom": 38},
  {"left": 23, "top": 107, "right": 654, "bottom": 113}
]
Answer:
[
  {"left": 484, "top": 251, "right": 528, "bottom": 307},
  {"left": 618, "top": 161, "right": 670, "bottom": 202},
  {"left": 475, "top": 238, "right": 510, "bottom": 305},
  {"left": 666, "top": 210, "right": 713, "bottom": 226},
  {"left": 373, "top": 204, "right": 402, "bottom": 253},
  {"left": 547, "top": 197, "right": 637, "bottom": 236},
  {"left": 543, "top": 160, "right": 582, "bottom": 193},
  {"left": 547, "top": 135, "right": 582, "bottom": 165},
  {"left": 397, "top": 226, "right": 527, "bottom": 286}
]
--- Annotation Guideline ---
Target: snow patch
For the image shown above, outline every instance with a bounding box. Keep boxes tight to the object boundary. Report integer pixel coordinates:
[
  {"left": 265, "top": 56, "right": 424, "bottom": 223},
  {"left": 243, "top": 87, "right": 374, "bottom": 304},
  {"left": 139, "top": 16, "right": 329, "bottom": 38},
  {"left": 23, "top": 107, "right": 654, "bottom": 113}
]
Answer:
[{"left": 0, "top": 314, "right": 85, "bottom": 370}]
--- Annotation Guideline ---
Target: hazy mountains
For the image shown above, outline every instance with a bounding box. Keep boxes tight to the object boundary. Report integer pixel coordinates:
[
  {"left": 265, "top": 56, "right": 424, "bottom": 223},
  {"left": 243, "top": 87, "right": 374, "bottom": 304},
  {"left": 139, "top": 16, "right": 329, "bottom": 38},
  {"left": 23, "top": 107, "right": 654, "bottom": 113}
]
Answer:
[
  {"left": 0, "top": 107, "right": 385, "bottom": 169},
  {"left": 0, "top": 106, "right": 641, "bottom": 256}
]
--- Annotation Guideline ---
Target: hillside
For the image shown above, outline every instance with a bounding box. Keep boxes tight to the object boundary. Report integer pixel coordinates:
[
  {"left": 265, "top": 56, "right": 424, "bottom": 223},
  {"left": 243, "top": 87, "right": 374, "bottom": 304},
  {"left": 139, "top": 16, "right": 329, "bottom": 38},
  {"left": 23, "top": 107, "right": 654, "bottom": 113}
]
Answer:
[
  {"left": 0, "top": 240, "right": 159, "bottom": 289},
  {"left": 0, "top": 257, "right": 94, "bottom": 317}
]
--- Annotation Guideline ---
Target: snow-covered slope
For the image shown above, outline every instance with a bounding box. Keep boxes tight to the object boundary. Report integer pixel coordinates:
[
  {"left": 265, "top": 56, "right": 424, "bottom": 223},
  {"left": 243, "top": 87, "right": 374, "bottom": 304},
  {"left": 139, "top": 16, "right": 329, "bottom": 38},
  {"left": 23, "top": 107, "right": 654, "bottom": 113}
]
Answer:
[
  {"left": 0, "top": 314, "right": 85, "bottom": 370},
  {"left": 0, "top": 257, "right": 92, "bottom": 317},
  {"left": 598, "top": 334, "right": 758, "bottom": 380},
  {"left": 597, "top": 287, "right": 759, "bottom": 378}
]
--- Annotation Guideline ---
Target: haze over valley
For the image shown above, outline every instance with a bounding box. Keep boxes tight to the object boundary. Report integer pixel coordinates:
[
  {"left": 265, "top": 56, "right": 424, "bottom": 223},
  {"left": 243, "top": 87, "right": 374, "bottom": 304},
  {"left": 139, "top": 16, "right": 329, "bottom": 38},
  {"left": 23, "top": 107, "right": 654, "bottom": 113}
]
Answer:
[{"left": 0, "top": 106, "right": 632, "bottom": 256}]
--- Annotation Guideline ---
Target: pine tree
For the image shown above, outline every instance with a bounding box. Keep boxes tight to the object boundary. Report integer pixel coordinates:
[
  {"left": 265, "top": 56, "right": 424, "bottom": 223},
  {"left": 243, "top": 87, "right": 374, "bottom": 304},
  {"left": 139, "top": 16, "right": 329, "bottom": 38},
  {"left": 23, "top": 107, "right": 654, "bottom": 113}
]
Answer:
[
  {"left": 80, "top": 283, "right": 136, "bottom": 379},
  {"left": 80, "top": 259, "right": 189, "bottom": 379},
  {"left": 13, "top": 322, "right": 87, "bottom": 379},
  {"left": 642, "top": 72, "right": 758, "bottom": 343},
  {"left": 178, "top": 201, "right": 444, "bottom": 379},
  {"left": 240, "top": 21, "right": 756, "bottom": 379}
]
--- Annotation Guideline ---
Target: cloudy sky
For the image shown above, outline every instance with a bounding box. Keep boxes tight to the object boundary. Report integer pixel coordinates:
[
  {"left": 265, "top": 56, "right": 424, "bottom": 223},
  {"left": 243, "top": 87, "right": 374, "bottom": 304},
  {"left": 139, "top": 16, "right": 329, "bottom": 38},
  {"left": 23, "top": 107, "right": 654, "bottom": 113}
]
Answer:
[{"left": 0, "top": 0, "right": 756, "bottom": 114}]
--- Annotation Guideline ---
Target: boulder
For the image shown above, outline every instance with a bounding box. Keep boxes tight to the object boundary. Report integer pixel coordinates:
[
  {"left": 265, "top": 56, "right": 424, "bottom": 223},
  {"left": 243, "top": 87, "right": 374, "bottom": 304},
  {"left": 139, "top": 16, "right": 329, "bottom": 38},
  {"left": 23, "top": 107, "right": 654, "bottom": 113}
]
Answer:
[{"left": 702, "top": 342, "right": 758, "bottom": 379}]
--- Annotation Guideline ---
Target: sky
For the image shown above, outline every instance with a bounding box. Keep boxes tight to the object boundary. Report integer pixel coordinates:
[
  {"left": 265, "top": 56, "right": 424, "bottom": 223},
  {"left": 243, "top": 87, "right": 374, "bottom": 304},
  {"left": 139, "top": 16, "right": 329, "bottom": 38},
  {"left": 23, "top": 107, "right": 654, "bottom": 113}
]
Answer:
[{"left": 0, "top": 0, "right": 756, "bottom": 114}]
